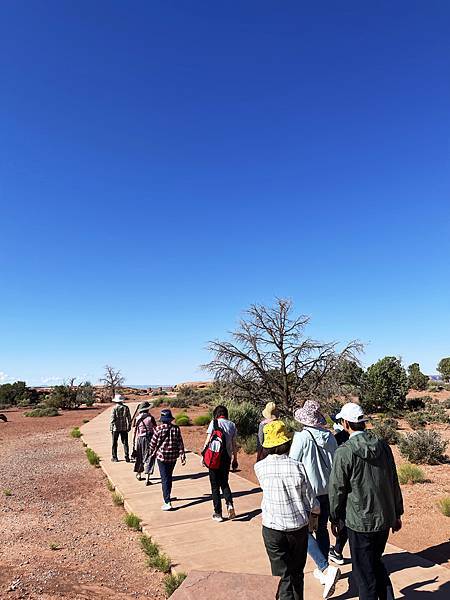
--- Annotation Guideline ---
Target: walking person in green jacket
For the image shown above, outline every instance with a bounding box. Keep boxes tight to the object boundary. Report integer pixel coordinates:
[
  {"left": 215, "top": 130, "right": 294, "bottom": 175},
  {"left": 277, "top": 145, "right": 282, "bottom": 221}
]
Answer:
[{"left": 328, "top": 403, "right": 404, "bottom": 600}]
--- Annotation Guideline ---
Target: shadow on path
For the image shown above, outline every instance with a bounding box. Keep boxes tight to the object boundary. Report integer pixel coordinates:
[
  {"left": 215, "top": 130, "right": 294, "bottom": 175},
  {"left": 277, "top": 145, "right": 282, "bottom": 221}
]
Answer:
[
  {"left": 417, "top": 540, "right": 450, "bottom": 567},
  {"left": 174, "top": 487, "right": 261, "bottom": 511}
]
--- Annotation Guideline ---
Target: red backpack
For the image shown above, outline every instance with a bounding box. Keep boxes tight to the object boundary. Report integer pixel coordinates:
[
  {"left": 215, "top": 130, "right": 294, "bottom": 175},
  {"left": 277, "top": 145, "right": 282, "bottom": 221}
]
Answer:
[{"left": 202, "top": 419, "right": 226, "bottom": 469}]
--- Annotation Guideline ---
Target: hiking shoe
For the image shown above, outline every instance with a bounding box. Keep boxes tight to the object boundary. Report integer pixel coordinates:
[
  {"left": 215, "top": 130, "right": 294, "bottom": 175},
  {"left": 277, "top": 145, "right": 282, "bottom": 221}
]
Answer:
[
  {"left": 111, "top": 457, "right": 119, "bottom": 462},
  {"left": 314, "top": 568, "right": 326, "bottom": 584},
  {"left": 322, "top": 566, "right": 340, "bottom": 599},
  {"left": 328, "top": 547, "right": 344, "bottom": 565},
  {"left": 212, "top": 513, "right": 224, "bottom": 522},
  {"left": 161, "top": 502, "right": 172, "bottom": 511},
  {"left": 125, "top": 457, "right": 131, "bottom": 463},
  {"left": 227, "top": 505, "right": 236, "bottom": 519}
]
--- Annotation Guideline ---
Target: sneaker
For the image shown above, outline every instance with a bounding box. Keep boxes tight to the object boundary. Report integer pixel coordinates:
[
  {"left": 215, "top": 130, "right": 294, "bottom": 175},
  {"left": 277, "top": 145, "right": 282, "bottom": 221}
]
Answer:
[
  {"left": 328, "top": 547, "right": 344, "bottom": 565},
  {"left": 212, "top": 513, "right": 224, "bottom": 522},
  {"left": 161, "top": 502, "right": 172, "bottom": 511},
  {"left": 111, "top": 457, "right": 119, "bottom": 462},
  {"left": 227, "top": 505, "right": 236, "bottom": 519},
  {"left": 322, "top": 566, "right": 341, "bottom": 599}
]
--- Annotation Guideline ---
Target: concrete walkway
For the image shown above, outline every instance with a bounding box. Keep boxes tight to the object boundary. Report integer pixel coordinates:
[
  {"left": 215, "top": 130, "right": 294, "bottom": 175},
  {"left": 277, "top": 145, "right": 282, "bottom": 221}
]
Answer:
[{"left": 81, "top": 405, "right": 450, "bottom": 598}]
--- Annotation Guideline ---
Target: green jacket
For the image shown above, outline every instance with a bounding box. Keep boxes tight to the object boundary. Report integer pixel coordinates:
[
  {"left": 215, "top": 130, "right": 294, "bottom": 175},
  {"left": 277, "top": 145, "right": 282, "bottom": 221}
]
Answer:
[{"left": 329, "top": 431, "right": 403, "bottom": 532}]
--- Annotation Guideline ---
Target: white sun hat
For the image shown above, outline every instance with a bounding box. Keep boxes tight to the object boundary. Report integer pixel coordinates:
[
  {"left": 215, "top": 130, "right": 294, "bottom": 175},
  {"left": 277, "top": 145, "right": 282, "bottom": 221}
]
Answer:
[
  {"left": 335, "top": 402, "right": 368, "bottom": 423},
  {"left": 112, "top": 394, "right": 125, "bottom": 403}
]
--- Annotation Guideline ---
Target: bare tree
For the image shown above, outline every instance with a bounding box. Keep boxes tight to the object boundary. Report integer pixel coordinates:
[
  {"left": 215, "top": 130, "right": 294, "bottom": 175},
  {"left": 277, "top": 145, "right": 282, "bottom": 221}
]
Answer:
[
  {"left": 100, "top": 365, "right": 125, "bottom": 400},
  {"left": 203, "top": 298, "right": 363, "bottom": 415}
]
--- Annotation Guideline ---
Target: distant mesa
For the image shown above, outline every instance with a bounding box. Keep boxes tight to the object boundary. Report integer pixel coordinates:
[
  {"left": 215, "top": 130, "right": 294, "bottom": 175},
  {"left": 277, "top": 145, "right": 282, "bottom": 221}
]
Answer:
[{"left": 173, "top": 381, "right": 212, "bottom": 390}]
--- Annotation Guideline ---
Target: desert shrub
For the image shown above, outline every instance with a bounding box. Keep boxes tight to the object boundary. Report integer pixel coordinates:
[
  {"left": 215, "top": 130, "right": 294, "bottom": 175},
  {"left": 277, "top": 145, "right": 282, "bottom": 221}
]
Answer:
[
  {"left": 112, "top": 491, "right": 123, "bottom": 506},
  {"left": 175, "top": 413, "right": 190, "bottom": 426},
  {"left": 398, "top": 430, "right": 448, "bottom": 464},
  {"left": 152, "top": 390, "right": 168, "bottom": 396},
  {"left": 405, "top": 412, "right": 427, "bottom": 430},
  {"left": 124, "top": 513, "right": 142, "bottom": 530},
  {"left": 164, "top": 572, "right": 187, "bottom": 597},
  {"left": 152, "top": 398, "right": 163, "bottom": 407},
  {"left": 223, "top": 400, "right": 259, "bottom": 437},
  {"left": 238, "top": 434, "right": 258, "bottom": 454},
  {"left": 76, "top": 382, "right": 95, "bottom": 407},
  {"left": 437, "top": 496, "right": 450, "bottom": 517},
  {"left": 3, "top": 489, "right": 12, "bottom": 496},
  {"left": 17, "top": 399, "right": 32, "bottom": 408},
  {"left": 140, "top": 534, "right": 171, "bottom": 572},
  {"left": 362, "top": 357, "right": 408, "bottom": 413},
  {"left": 283, "top": 417, "right": 302, "bottom": 435},
  {"left": 168, "top": 398, "right": 189, "bottom": 409},
  {"left": 193, "top": 414, "right": 210, "bottom": 426},
  {"left": 70, "top": 427, "right": 82, "bottom": 438},
  {"left": 46, "top": 385, "right": 81, "bottom": 410},
  {"left": 437, "top": 357, "right": 450, "bottom": 382},
  {"left": 106, "top": 479, "right": 115, "bottom": 492},
  {"left": 424, "top": 404, "right": 450, "bottom": 424},
  {"left": 372, "top": 420, "right": 399, "bottom": 445},
  {"left": 140, "top": 534, "right": 159, "bottom": 557},
  {"left": 397, "top": 463, "right": 426, "bottom": 484},
  {"left": 407, "top": 363, "right": 429, "bottom": 391},
  {"left": 443, "top": 398, "right": 450, "bottom": 409},
  {"left": 85, "top": 448, "right": 100, "bottom": 466},
  {"left": 405, "top": 397, "right": 426, "bottom": 411},
  {"left": 24, "top": 407, "right": 59, "bottom": 417}
]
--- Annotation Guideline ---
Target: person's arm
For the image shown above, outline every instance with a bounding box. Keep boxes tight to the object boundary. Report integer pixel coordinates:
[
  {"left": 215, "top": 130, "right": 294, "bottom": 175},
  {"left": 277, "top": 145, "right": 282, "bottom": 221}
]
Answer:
[
  {"left": 178, "top": 427, "right": 186, "bottom": 464},
  {"left": 289, "top": 431, "right": 304, "bottom": 462},
  {"left": 231, "top": 423, "right": 238, "bottom": 469},
  {"left": 149, "top": 428, "right": 159, "bottom": 457},
  {"left": 257, "top": 422, "right": 265, "bottom": 446},
  {"left": 329, "top": 446, "right": 351, "bottom": 529},
  {"left": 110, "top": 406, "right": 116, "bottom": 431},
  {"left": 126, "top": 406, "right": 132, "bottom": 431},
  {"left": 299, "top": 466, "right": 319, "bottom": 514}
]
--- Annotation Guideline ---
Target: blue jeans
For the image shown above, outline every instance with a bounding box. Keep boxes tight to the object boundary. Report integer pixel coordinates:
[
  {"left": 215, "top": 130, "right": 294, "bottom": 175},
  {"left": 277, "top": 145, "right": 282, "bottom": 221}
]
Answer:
[
  {"left": 158, "top": 460, "right": 176, "bottom": 503},
  {"left": 308, "top": 494, "right": 330, "bottom": 572}
]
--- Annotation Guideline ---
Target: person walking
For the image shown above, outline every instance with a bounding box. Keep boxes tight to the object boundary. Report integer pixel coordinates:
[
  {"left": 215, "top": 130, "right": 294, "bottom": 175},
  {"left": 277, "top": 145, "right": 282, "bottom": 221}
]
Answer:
[
  {"left": 202, "top": 405, "right": 238, "bottom": 522},
  {"left": 149, "top": 409, "right": 186, "bottom": 511},
  {"left": 255, "top": 420, "right": 319, "bottom": 600},
  {"left": 329, "top": 403, "right": 404, "bottom": 600},
  {"left": 256, "top": 401, "right": 279, "bottom": 462},
  {"left": 132, "top": 401, "right": 156, "bottom": 483},
  {"left": 289, "top": 400, "right": 340, "bottom": 598},
  {"left": 328, "top": 415, "right": 350, "bottom": 566},
  {"left": 110, "top": 394, "right": 131, "bottom": 462}
]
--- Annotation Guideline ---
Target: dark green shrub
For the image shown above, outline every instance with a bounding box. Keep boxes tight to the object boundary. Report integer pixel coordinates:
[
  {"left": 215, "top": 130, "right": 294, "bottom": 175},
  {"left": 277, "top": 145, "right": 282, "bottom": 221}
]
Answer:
[
  {"left": 168, "top": 398, "right": 189, "bottom": 409},
  {"left": 405, "top": 412, "right": 427, "bottom": 430},
  {"left": 437, "top": 357, "right": 450, "bottom": 382},
  {"left": 405, "top": 397, "right": 426, "bottom": 411},
  {"left": 223, "top": 400, "right": 259, "bottom": 437},
  {"left": 152, "top": 398, "right": 163, "bottom": 407},
  {"left": 407, "top": 363, "right": 429, "bottom": 391},
  {"left": 152, "top": 390, "right": 168, "bottom": 396},
  {"left": 24, "top": 407, "right": 59, "bottom": 417},
  {"left": 372, "top": 420, "right": 399, "bottom": 445},
  {"left": 46, "top": 385, "right": 81, "bottom": 410},
  {"left": 0, "top": 381, "right": 29, "bottom": 406},
  {"left": 398, "top": 430, "right": 448, "bottom": 464},
  {"left": 175, "top": 413, "right": 190, "bottom": 426},
  {"left": 193, "top": 414, "right": 211, "bottom": 426},
  {"left": 424, "top": 404, "right": 450, "bottom": 424},
  {"left": 362, "top": 357, "right": 408, "bottom": 413},
  {"left": 164, "top": 573, "right": 187, "bottom": 597},
  {"left": 76, "top": 382, "right": 95, "bottom": 407},
  {"left": 70, "top": 427, "right": 82, "bottom": 438}
]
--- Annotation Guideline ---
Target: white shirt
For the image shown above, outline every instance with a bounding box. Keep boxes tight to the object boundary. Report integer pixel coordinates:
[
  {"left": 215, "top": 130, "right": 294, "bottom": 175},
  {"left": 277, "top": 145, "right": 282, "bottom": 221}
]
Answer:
[{"left": 254, "top": 454, "right": 318, "bottom": 531}]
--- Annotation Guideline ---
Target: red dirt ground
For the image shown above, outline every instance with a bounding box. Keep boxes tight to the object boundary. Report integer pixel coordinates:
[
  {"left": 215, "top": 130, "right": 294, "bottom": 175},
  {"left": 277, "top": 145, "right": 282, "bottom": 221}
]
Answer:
[{"left": 0, "top": 406, "right": 165, "bottom": 600}]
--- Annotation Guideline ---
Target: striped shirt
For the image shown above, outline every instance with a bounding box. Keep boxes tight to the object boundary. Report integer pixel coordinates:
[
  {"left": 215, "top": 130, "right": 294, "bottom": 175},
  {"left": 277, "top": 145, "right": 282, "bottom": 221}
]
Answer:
[
  {"left": 110, "top": 404, "right": 131, "bottom": 433},
  {"left": 135, "top": 415, "right": 155, "bottom": 438},
  {"left": 149, "top": 423, "right": 185, "bottom": 463},
  {"left": 254, "top": 454, "right": 318, "bottom": 531}
]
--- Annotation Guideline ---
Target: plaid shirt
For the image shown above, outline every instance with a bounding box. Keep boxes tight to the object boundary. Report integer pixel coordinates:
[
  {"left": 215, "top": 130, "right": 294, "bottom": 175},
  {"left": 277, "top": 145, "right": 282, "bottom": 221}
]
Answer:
[
  {"left": 254, "top": 454, "right": 318, "bottom": 531},
  {"left": 110, "top": 404, "right": 131, "bottom": 432},
  {"left": 149, "top": 423, "right": 185, "bottom": 463}
]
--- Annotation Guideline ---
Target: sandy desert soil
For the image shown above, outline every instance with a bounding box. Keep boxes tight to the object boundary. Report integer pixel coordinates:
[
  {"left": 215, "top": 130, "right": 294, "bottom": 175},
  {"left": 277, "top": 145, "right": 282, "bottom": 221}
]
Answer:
[{"left": 0, "top": 406, "right": 165, "bottom": 600}]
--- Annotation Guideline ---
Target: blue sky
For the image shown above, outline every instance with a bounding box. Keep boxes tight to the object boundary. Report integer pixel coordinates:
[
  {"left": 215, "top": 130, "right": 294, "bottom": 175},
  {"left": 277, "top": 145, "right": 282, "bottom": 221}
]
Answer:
[{"left": 1, "top": 1, "right": 449, "bottom": 385}]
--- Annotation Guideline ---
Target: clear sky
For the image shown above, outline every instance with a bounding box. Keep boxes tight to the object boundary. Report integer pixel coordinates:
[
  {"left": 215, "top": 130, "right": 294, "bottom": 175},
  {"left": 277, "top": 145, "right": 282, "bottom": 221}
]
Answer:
[{"left": 1, "top": 1, "right": 449, "bottom": 386}]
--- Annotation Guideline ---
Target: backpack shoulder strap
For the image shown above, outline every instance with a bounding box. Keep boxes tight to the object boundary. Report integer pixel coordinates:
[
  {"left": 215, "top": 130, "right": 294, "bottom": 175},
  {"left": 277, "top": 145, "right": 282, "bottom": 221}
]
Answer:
[{"left": 305, "top": 429, "right": 331, "bottom": 471}]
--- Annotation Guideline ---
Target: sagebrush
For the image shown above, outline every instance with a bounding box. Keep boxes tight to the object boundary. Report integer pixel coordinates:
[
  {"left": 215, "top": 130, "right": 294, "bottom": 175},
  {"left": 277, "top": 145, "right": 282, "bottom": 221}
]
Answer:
[
  {"left": 398, "top": 430, "right": 447, "bottom": 464},
  {"left": 397, "top": 463, "right": 425, "bottom": 484}
]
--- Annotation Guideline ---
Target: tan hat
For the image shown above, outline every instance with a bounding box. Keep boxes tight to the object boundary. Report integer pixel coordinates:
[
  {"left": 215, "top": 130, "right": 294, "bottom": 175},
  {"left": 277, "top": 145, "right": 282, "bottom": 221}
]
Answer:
[{"left": 262, "top": 401, "right": 277, "bottom": 420}]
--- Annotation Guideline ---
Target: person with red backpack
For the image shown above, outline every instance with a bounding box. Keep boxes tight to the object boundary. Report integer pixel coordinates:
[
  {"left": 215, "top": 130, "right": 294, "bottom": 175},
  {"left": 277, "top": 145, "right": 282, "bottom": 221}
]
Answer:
[{"left": 202, "top": 405, "right": 238, "bottom": 522}]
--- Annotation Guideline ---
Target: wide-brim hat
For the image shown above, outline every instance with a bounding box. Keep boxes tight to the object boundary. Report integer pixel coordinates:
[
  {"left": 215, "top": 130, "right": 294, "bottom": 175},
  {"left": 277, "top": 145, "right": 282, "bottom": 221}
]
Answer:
[
  {"left": 262, "top": 420, "right": 291, "bottom": 449},
  {"left": 262, "top": 401, "right": 277, "bottom": 420},
  {"left": 160, "top": 409, "right": 174, "bottom": 423},
  {"left": 294, "top": 400, "right": 326, "bottom": 427},
  {"left": 112, "top": 394, "right": 125, "bottom": 403},
  {"left": 138, "top": 401, "right": 151, "bottom": 413}
]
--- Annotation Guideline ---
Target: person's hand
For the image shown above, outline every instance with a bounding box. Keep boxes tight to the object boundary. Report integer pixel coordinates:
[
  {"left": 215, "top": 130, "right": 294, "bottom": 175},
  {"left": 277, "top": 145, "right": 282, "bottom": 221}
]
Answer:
[
  {"left": 232, "top": 459, "right": 239, "bottom": 471},
  {"left": 331, "top": 520, "right": 344, "bottom": 537},
  {"left": 181, "top": 456, "right": 186, "bottom": 466},
  {"left": 392, "top": 518, "right": 402, "bottom": 533}
]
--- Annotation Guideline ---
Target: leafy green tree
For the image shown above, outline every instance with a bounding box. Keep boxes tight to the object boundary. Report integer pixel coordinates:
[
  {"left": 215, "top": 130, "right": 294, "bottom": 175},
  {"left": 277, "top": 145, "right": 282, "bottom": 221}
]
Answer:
[
  {"left": 76, "top": 381, "right": 95, "bottom": 407},
  {"left": 337, "top": 360, "right": 364, "bottom": 387},
  {"left": 362, "top": 357, "right": 408, "bottom": 413},
  {"left": 437, "top": 357, "right": 450, "bottom": 382},
  {"left": 46, "top": 384, "right": 80, "bottom": 410},
  {"left": 407, "top": 363, "right": 429, "bottom": 391},
  {"left": 0, "top": 381, "right": 28, "bottom": 406}
]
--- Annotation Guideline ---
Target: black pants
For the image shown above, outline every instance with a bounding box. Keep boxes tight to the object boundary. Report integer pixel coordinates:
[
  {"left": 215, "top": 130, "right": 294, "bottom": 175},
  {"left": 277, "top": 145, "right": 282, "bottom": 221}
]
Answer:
[
  {"left": 347, "top": 528, "right": 395, "bottom": 600},
  {"left": 209, "top": 455, "right": 233, "bottom": 515},
  {"left": 262, "top": 525, "right": 308, "bottom": 600},
  {"left": 158, "top": 460, "right": 176, "bottom": 503},
  {"left": 334, "top": 525, "right": 348, "bottom": 554},
  {"left": 111, "top": 431, "right": 129, "bottom": 460}
]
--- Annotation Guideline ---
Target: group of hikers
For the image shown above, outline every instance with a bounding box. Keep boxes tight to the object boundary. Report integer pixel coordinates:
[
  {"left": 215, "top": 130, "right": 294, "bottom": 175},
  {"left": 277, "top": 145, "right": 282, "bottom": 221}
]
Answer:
[{"left": 109, "top": 394, "right": 404, "bottom": 600}]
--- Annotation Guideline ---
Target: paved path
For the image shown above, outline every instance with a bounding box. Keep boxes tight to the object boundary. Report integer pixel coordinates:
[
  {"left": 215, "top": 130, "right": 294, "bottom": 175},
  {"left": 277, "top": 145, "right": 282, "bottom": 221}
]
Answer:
[{"left": 81, "top": 405, "right": 450, "bottom": 598}]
